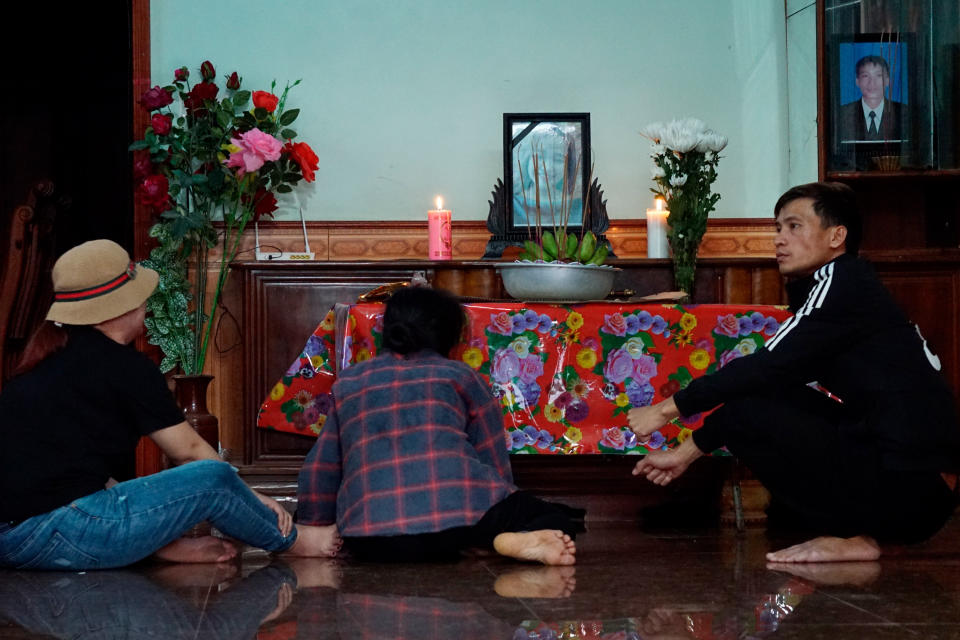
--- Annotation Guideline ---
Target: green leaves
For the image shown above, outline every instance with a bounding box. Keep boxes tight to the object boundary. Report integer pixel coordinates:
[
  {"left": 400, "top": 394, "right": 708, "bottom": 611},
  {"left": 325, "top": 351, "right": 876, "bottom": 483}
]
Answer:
[
  {"left": 232, "top": 90, "right": 251, "bottom": 107},
  {"left": 278, "top": 108, "right": 299, "bottom": 126}
]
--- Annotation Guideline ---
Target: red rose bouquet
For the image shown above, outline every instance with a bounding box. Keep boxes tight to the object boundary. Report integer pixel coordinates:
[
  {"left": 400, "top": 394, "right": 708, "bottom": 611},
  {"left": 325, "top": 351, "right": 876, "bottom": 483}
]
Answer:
[{"left": 130, "top": 60, "right": 320, "bottom": 374}]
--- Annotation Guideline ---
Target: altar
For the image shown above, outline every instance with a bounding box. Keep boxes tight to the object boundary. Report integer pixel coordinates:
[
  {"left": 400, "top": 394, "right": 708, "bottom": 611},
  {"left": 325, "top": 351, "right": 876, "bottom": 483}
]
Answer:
[{"left": 257, "top": 301, "right": 793, "bottom": 455}]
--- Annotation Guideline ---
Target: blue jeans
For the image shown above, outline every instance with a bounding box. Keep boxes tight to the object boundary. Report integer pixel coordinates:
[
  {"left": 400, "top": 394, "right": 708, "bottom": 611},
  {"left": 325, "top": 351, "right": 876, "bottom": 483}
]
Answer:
[{"left": 0, "top": 460, "right": 297, "bottom": 570}]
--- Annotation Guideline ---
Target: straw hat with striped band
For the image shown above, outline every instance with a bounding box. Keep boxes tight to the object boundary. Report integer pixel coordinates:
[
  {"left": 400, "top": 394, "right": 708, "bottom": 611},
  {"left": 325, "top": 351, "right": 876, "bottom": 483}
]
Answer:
[{"left": 46, "top": 240, "right": 159, "bottom": 326}]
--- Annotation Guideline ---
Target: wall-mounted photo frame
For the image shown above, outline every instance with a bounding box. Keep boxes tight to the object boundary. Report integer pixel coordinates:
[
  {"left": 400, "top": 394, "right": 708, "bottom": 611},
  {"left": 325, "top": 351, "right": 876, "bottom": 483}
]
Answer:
[
  {"left": 828, "top": 33, "right": 923, "bottom": 171},
  {"left": 504, "top": 113, "right": 591, "bottom": 233}
]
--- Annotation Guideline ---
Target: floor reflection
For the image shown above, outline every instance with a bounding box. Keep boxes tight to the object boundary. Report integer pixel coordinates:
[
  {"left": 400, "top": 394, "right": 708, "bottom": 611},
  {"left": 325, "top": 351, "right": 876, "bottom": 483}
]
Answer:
[
  {"left": 2, "top": 517, "right": 960, "bottom": 639},
  {"left": 0, "top": 562, "right": 294, "bottom": 639}
]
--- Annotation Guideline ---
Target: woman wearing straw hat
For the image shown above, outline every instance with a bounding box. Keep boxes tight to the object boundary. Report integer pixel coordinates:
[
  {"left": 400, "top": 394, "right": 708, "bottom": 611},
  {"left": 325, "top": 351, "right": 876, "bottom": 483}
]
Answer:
[{"left": 0, "top": 239, "right": 341, "bottom": 569}]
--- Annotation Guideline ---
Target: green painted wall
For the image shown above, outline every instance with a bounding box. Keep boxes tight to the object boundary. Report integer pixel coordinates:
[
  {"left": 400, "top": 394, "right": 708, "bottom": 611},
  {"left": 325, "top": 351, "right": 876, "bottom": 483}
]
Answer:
[{"left": 151, "top": 0, "right": 816, "bottom": 222}]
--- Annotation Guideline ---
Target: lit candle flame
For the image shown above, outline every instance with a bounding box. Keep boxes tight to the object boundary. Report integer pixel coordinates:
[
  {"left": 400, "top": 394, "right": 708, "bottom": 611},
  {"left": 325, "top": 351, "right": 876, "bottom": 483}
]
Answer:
[
  {"left": 436, "top": 196, "right": 443, "bottom": 210},
  {"left": 654, "top": 197, "right": 666, "bottom": 212}
]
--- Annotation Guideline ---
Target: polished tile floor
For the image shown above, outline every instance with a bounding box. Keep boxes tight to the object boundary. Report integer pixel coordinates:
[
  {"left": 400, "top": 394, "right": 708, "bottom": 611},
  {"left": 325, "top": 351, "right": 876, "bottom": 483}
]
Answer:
[{"left": 2, "top": 514, "right": 960, "bottom": 639}]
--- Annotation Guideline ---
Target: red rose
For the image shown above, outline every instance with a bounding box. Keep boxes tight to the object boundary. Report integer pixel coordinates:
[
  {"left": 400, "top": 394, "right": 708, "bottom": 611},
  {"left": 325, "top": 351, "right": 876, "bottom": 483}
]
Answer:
[
  {"left": 659, "top": 379, "right": 681, "bottom": 398},
  {"left": 183, "top": 81, "right": 219, "bottom": 114},
  {"left": 244, "top": 187, "right": 278, "bottom": 221},
  {"left": 200, "top": 60, "right": 216, "bottom": 81},
  {"left": 225, "top": 71, "right": 241, "bottom": 90},
  {"left": 140, "top": 85, "right": 173, "bottom": 111},
  {"left": 136, "top": 174, "right": 172, "bottom": 214},
  {"left": 283, "top": 141, "right": 319, "bottom": 183},
  {"left": 132, "top": 150, "right": 152, "bottom": 181},
  {"left": 174, "top": 66, "right": 189, "bottom": 82},
  {"left": 150, "top": 113, "right": 173, "bottom": 136},
  {"left": 252, "top": 90, "right": 279, "bottom": 113}
]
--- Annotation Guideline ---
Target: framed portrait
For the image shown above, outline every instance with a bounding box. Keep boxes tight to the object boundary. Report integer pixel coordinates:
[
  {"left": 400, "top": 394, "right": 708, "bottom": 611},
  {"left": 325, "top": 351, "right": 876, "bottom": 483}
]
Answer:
[
  {"left": 503, "top": 113, "right": 591, "bottom": 234},
  {"left": 828, "top": 33, "right": 920, "bottom": 170}
]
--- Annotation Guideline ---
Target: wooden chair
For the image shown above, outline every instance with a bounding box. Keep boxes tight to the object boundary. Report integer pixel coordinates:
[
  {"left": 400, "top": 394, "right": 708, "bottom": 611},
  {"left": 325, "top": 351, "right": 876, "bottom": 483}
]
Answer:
[{"left": 0, "top": 180, "right": 64, "bottom": 388}]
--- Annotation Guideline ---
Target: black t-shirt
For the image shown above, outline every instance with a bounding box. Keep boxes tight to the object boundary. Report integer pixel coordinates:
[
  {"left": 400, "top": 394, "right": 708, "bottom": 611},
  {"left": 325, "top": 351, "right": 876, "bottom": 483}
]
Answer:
[{"left": 0, "top": 326, "right": 185, "bottom": 523}]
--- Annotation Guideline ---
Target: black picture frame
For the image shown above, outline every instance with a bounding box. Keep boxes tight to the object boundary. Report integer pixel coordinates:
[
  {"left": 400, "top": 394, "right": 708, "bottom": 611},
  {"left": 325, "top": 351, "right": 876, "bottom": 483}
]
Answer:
[
  {"left": 827, "top": 32, "right": 924, "bottom": 171},
  {"left": 503, "top": 113, "right": 592, "bottom": 234},
  {"left": 484, "top": 113, "right": 612, "bottom": 259}
]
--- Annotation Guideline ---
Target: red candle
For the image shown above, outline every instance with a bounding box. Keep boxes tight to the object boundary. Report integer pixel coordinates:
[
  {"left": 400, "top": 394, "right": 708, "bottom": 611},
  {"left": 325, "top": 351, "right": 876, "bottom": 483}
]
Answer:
[{"left": 428, "top": 196, "right": 452, "bottom": 260}]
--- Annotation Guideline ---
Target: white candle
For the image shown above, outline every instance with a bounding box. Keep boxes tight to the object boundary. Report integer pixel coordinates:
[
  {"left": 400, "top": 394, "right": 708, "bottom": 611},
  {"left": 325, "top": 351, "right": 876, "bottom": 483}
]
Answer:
[
  {"left": 646, "top": 197, "right": 670, "bottom": 259},
  {"left": 428, "top": 196, "right": 452, "bottom": 260}
]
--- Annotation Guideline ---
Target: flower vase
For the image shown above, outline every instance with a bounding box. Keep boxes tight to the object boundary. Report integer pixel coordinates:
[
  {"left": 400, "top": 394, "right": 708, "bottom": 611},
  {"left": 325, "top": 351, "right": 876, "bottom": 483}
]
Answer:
[
  {"left": 666, "top": 200, "right": 707, "bottom": 298},
  {"left": 172, "top": 374, "right": 219, "bottom": 449},
  {"left": 172, "top": 374, "right": 219, "bottom": 538}
]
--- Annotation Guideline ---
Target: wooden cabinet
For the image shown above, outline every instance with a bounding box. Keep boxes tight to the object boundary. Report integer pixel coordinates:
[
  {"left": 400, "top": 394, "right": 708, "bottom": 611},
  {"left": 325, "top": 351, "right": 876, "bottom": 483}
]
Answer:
[{"left": 818, "top": 0, "right": 960, "bottom": 250}]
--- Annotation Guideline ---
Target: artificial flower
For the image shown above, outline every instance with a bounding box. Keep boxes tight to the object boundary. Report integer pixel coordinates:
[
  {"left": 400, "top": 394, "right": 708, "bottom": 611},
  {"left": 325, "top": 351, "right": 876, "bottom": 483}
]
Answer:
[
  {"left": 252, "top": 90, "right": 280, "bottom": 113},
  {"left": 225, "top": 128, "right": 283, "bottom": 175},
  {"left": 183, "top": 81, "right": 219, "bottom": 114},
  {"left": 283, "top": 141, "right": 319, "bottom": 182},
  {"left": 130, "top": 60, "right": 318, "bottom": 374},
  {"left": 140, "top": 86, "right": 173, "bottom": 111},
  {"left": 150, "top": 113, "right": 172, "bottom": 136}
]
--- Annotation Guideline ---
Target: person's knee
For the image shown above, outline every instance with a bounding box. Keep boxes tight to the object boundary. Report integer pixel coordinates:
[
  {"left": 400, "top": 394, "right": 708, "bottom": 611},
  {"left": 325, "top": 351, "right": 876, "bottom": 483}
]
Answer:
[{"left": 181, "top": 459, "right": 240, "bottom": 491}]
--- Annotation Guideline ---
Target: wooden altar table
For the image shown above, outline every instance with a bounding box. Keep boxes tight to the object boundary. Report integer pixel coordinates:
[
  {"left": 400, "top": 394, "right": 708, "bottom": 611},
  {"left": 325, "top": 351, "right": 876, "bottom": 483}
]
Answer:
[{"left": 257, "top": 301, "right": 793, "bottom": 456}]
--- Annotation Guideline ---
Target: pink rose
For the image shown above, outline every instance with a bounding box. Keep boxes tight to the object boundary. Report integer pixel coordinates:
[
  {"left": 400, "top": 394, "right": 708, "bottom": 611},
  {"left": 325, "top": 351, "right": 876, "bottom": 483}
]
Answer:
[
  {"left": 517, "top": 355, "right": 544, "bottom": 384},
  {"left": 491, "top": 348, "right": 520, "bottom": 383},
  {"left": 489, "top": 312, "right": 513, "bottom": 336},
  {"left": 632, "top": 354, "right": 658, "bottom": 380},
  {"left": 602, "top": 313, "right": 627, "bottom": 336},
  {"left": 600, "top": 427, "right": 626, "bottom": 450},
  {"left": 225, "top": 128, "right": 283, "bottom": 176},
  {"left": 715, "top": 313, "right": 740, "bottom": 338},
  {"left": 719, "top": 349, "right": 742, "bottom": 367},
  {"left": 604, "top": 347, "right": 634, "bottom": 384},
  {"left": 695, "top": 337, "right": 713, "bottom": 353}
]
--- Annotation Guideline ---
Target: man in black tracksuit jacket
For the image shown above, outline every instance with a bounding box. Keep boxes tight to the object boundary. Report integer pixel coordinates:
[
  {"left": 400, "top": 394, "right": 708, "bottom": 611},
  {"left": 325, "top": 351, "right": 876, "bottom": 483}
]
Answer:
[{"left": 628, "top": 182, "right": 960, "bottom": 562}]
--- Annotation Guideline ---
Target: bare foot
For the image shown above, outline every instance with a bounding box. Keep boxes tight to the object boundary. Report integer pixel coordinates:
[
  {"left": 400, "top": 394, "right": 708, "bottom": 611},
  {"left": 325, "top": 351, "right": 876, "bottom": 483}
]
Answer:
[
  {"left": 493, "top": 530, "right": 576, "bottom": 565},
  {"left": 154, "top": 536, "right": 238, "bottom": 564},
  {"left": 285, "top": 558, "right": 343, "bottom": 589},
  {"left": 262, "top": 582, "right": 294, "bottom": 624},
  {"left": 494, "top": 566, "right": 576, "bottom": 598},
  {"left": 766, "top": 535, "right": 881, "bottom": 563},
  {"left": 146, "top": 562, "right": 238, "bottom": 588},
  {"left": 766, "top": 560, "right": 881, "bottom": 586},
  {"left": 284, "top": 524, "right": 342, "bottom": 558}
]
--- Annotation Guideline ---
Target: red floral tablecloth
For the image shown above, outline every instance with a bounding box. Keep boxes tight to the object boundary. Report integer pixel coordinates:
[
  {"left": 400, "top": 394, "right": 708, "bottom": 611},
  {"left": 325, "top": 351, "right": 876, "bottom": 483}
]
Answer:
[{"left": 257, "top": 302, "right": 792, "bottom": 454}]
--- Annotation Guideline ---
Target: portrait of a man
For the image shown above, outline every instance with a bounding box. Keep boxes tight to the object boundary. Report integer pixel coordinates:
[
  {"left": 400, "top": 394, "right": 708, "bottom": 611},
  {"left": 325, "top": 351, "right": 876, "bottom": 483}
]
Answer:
[{"left": 838, "top": 54, "right": 904, "bottom": 142}]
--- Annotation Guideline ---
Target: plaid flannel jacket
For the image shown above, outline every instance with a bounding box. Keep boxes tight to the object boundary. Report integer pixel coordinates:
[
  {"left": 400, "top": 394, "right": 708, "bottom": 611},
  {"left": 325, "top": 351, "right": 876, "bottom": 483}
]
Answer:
[{"left": 296, "top": 351, "right": 515, "bottom": 536}]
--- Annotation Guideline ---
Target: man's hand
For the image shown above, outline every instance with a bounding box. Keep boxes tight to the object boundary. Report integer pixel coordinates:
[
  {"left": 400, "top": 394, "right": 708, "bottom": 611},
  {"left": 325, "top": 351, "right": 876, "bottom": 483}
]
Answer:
[
  {"left": 253, "top": 490, "right": 293, "bottom": 537},
  {"left": 632, "top": 436, "right": 703, "bottom": 486},
  {"left": 627, "top": 398, "right": 680, "bottom": 441}
]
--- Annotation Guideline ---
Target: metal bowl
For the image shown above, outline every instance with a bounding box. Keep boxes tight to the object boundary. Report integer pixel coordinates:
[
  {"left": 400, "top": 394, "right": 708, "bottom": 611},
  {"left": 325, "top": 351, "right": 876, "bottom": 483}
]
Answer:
[{"left": 496, "top": 261, "right": 620, "bottom": 302}]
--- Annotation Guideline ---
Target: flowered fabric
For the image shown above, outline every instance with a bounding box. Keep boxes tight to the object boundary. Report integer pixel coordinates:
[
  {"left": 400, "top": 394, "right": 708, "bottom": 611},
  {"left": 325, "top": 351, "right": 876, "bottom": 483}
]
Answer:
[{"left": 257, "top": 303, "right": 792, "bottom": 454}]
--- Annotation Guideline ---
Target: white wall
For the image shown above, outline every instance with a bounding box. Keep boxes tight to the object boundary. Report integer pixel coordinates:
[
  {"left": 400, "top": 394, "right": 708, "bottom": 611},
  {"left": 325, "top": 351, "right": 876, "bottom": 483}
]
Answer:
[{"left": 151, "top": 0, "right": 811, "bottom": 222}]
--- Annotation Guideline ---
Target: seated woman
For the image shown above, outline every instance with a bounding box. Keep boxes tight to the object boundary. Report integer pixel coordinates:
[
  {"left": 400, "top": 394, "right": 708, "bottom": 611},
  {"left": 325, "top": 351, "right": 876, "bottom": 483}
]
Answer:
[
  {"left": 0, "top": 240, "right": 341, "bottom": 570},
  {"left": 296, "top": 287, "right": 578, "bottom": 565}
]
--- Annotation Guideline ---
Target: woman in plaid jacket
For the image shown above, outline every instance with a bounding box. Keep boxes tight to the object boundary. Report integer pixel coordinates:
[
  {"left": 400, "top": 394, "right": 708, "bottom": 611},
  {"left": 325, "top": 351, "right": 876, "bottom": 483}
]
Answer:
[{"left": 297, "top": 287, "right": 579, "bottom": 565}]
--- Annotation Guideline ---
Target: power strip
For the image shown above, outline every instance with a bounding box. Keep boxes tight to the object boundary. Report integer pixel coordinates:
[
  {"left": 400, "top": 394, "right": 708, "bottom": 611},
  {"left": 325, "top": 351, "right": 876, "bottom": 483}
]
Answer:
[{"left": 255, "top": 251, "right": 316, "bottom": 261}]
